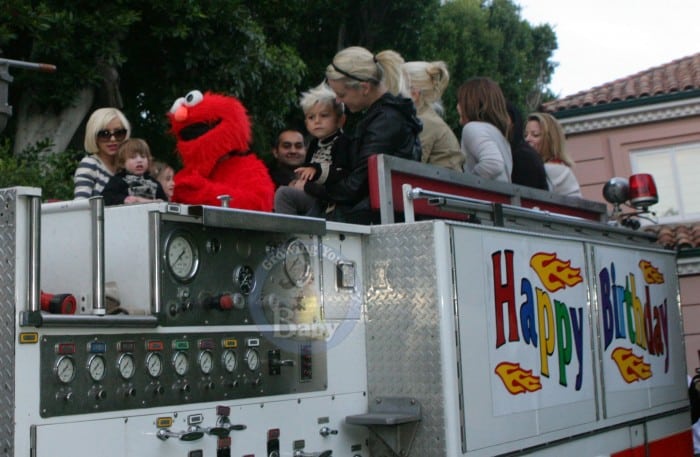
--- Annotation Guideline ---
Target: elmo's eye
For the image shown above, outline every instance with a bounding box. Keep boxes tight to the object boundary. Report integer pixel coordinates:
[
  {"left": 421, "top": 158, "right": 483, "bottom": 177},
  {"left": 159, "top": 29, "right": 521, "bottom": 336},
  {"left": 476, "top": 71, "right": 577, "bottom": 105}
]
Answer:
[{"left": 184, "top": 90, "right": 203, "bottom": 107}]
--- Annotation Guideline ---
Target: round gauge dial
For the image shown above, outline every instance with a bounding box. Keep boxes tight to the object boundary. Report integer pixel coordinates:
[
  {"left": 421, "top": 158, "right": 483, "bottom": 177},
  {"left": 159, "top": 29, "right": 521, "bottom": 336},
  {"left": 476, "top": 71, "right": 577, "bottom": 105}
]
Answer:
[
  {"left": 172, "top": 351, "right": 189, "bottom": 376},
  {"left": 87, "top": 355, "right": 106, "bottom": 382},
  {"left": 117, "top": 353, "right": 136, "bottom": 380},
  {"left": 284, "top": 239, "right": 311, "bottom": 286},
  {"left": 245, "top": 349, "right": 260, "bottom": 371},
  {"left": 198, "top": 350, "right": 213, "bottom": 375},
  {"left": 55, "top": 356, "right": 76, "bottom": 384},
  {"left": 145, "top": 352, "right": 163, "bottom": 378},
  {"left": 222, "top": 349, "right": 237, "bottom": 373},
  {"left": 165, "top": 232, "right": 199, "bottom": 282},
  {"left": 233, "top": 265, "right": 256, "bottom": 295}
]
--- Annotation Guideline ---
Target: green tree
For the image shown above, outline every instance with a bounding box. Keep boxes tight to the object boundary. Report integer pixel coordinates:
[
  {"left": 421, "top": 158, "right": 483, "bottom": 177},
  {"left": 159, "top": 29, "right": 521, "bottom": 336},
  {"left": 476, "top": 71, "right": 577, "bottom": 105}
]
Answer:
[
  {"left": 1, "top": 0, "right": 557, "bottom": 195},
  {"left": 419, "top": 0, "right": 557, "bottom": 130},
  {"left": 2, "top": 1, "right": 306, "bottom": 161}
]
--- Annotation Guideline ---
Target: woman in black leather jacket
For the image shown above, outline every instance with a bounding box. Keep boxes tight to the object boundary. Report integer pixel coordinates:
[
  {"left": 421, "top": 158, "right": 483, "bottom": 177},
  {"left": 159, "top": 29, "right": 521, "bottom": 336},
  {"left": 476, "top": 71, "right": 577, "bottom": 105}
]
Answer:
[{"left": 323, "top": 46, "right": 422, "bottom": 224}]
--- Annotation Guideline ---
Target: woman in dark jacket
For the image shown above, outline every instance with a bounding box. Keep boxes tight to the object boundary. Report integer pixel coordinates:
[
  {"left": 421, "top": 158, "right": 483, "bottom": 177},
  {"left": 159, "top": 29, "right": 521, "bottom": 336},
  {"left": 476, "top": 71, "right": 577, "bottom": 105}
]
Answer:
[{"left": 324, "top": 46, "right": 422, "bottom": 224}]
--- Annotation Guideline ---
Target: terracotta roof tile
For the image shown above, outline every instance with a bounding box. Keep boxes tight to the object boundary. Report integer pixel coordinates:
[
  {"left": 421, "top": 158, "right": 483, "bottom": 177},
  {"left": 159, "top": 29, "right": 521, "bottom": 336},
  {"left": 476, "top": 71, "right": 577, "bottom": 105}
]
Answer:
[
  {"left": 543, "top": 52, "right": 700, "bottom": 112},
  {"left": 644, "top": 222, "right": 700, "bottom": 251}
]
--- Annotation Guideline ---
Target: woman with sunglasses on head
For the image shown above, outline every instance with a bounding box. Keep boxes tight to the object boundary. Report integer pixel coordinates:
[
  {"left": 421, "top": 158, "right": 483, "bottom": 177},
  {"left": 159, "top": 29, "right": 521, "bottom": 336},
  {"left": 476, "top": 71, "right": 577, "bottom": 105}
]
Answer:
[
  {"left": 73, "top": 107, "right": 131, "bottom": 199},
  {"left": 323, "top": 46, "right": 422, "bottom": 224}
]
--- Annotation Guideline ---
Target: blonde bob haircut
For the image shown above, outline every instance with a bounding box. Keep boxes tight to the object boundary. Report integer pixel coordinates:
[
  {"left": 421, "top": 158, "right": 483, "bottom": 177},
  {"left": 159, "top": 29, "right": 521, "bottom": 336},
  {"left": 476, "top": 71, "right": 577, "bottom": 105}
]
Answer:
[
  {"left": 83, "top": 107, "right": 131, "bottom": 154},
  {"left": 527, "top": 112, "right": 573, "bottom": 167},
  {"left": 403, "top": 60, "right": 450, "bottom": 115},
  {"left": 325, "top": 46, "right": 409, "bottom": 97},
  {"left": 300, "top": 82, "right": 344, "bottom": 118}
]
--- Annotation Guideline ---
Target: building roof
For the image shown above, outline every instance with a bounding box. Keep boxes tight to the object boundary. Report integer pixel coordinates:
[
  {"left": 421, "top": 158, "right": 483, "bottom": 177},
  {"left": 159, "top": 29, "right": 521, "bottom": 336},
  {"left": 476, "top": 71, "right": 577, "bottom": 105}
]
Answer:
[
  {"left": 543, "top": 52, "right": 700, "bottom": 113},
  {"left": 644, "top": 223, "right": 700, "bottom": 251}
]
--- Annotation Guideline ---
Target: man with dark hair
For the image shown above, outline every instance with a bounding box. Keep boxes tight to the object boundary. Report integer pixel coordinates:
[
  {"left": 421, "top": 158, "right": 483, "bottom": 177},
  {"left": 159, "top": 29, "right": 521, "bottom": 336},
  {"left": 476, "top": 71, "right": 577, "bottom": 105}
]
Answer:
[{"left": 267, "top": 129, "right": 307, "bottom": 188}]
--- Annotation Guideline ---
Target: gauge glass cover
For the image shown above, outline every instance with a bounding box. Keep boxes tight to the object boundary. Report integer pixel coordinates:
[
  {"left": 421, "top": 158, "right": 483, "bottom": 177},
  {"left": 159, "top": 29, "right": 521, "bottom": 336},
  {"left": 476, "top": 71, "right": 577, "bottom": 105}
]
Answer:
[
  {"left": 55, "top": 356, "right": 76, "bottom": 384},
  {"left": 222, "top": 349, "right": 237, "bottom": 373},
  {"left": 172, "top": 351, "right": 189, "bottom": 376},
  {"left": 146, "top": 352, "right": 163, "bottom": 378},
  {"left": 233, "top": 265, "right": 256, "bottom": 295},
  {"left": 165, "top": 232, "right": 199, "bottom": 281},
  {"left": 87, "top": 355, "right": 106, "bottom": 382},
  {"left": 245, "top": 349, "right": 260, "bottom": 371},
  {"left": 118, "top": 353, "right": 135, "bottom": 380},
  {"left": 284, "top": 239, "right": 311, "bottom": 286},
  {"left": 198, "top": 350, "right": 213, "bottom": 375}
]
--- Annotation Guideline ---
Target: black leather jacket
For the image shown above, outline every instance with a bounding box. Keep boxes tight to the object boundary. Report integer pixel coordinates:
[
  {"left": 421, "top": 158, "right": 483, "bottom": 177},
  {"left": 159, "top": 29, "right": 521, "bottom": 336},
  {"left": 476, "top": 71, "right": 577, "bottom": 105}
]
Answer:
[{"left": 325, "top": 92, "right": 422, "bottom": 223}]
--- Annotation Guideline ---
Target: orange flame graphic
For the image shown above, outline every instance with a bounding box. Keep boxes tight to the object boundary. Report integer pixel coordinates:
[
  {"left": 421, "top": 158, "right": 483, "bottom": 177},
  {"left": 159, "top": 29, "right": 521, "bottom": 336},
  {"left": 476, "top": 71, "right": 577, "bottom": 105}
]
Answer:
[
  {"left": 530, "top": 252, "right": 583, "bottom": 292},
  {"left": 639, "top": 260, "right": 664, "bottom": 284},
  {"left": 495, "top": 362, "right": 542, "bottom": 394},
  {"left": 611, "top": 347, "right": 652, "bottom": 383}
]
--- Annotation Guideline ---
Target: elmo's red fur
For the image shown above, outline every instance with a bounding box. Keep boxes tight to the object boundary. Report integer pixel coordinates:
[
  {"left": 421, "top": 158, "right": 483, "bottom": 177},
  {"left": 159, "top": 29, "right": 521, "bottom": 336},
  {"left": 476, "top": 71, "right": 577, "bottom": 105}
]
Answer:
[{"left": 168, "top": 91, "right": 274, "bottom": 211}]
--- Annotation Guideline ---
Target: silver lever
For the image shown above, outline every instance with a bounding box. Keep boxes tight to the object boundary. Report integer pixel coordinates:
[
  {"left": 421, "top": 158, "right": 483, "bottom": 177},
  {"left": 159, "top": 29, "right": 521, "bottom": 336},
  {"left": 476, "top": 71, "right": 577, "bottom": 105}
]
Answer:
[{"left": 156, "top": 427, "right": 204, "bottom": 442}]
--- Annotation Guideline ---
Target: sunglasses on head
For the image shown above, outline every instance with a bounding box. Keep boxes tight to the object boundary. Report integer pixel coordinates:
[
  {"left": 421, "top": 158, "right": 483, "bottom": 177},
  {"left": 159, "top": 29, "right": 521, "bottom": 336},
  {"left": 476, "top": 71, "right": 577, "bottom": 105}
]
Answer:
[{"left": 96, "top": 128, "right": 127, "bottom": 141}]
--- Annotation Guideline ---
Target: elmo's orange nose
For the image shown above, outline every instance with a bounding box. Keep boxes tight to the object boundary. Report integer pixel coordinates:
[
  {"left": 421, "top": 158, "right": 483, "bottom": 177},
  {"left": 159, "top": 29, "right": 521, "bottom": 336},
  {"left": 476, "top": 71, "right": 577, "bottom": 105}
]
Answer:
[{"left": 173, "top": 106, "right": 188, "bottom": 122}]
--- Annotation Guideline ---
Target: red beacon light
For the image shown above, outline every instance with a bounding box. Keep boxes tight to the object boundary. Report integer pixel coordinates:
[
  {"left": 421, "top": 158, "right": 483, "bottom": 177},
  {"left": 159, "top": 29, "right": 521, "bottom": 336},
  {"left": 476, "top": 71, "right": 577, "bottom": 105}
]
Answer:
[
  {"left": 603, "top": 174, "right": 658, "bottom": 229},
  {"left": 628, "top": 173, "right": 658, "bottom": 210}
]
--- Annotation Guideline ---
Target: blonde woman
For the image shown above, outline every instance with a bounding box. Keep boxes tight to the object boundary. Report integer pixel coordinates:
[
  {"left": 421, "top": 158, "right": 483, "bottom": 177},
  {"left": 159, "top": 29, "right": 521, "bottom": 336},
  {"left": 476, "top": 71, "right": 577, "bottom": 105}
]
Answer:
[
  {"left": 324, "top": 46, "right": 422, "bottom": 223},
  {"left": 404, "top": 60, "right": 463, "bottom": 171},
  {"left": 74, "top": 107, "right": 131, "bottom": 198},
  {"left": 525, "top": 112, "right": 582, "bottom": 198}
]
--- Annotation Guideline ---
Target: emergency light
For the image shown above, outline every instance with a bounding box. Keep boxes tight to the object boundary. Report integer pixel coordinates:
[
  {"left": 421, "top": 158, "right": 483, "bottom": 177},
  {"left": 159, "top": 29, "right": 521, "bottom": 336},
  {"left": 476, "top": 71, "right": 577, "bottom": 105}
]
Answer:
[
  {"left": 628, "top": 173, "right": 658, "bottom": 210},
  {"left": 602, "top": 173, "right": 658, "bottom": 228}
]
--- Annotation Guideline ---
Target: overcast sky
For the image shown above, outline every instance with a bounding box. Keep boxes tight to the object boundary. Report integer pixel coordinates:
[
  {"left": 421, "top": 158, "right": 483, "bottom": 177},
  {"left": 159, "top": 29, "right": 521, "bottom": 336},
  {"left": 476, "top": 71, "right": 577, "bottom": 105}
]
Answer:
[{"left": 516, "top": 0, "right": 700, "bottom": 97}]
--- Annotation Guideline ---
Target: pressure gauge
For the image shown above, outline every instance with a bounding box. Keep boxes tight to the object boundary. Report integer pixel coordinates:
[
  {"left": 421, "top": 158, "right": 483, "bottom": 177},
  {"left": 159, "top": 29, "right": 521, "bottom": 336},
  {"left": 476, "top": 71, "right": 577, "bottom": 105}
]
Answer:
[
  {"left": 87, "top": 354, "right": 106, "bottom": 382},
  {"left": 146, "top": 352, "right": 163, "bottom": 378},
  {"left": 165, "top": 231, "right": 199, "bottom": 282},
  {"left": 117, "top": 353, "right": 135, "bottom": 380},
  {"left": 233, "top": 265, "right": 256, "bottom": 295},
  {"left": 222, "top": 349, "right": 237, "bottom": 373},
  {"left": 198, "top": 350, "right": 213, "bottom": 375},
  {"left": 54, "top": 356, "right": 76, "bottom": 384},
  {"left": 244, "top": 349, "right": 260, "bottom": 371},
  {"left": 284, "top": 239, "right": 311, "bottom": 286},
  {"left": 172, "top": 351, "right": 189, "bottom": 376}
]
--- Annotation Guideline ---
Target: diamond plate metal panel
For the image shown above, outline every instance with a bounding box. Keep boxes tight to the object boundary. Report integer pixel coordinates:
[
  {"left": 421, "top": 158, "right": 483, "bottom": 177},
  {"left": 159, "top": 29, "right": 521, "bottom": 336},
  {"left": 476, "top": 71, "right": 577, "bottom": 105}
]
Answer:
[
  {"left": 365, "top": 222, "right": 448, "bottom": 456},
  {"left": 0, "top": 189, "right": 17, "bottom": 457}
]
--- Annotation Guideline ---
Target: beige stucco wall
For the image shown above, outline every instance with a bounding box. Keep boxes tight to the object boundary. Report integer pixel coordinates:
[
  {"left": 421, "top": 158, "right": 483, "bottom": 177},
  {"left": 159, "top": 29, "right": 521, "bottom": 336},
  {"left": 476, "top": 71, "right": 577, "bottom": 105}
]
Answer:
[
  {"left": 564, "top": 115, "right": 700, "bottom": 203},
  {"left": 682, "top": 274, "right": 700, "bottom": 375}
]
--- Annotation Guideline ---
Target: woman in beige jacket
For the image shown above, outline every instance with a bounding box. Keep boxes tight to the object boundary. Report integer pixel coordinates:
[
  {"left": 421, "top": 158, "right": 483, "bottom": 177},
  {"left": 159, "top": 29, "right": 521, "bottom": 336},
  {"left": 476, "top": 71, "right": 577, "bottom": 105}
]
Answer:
[{"left": 404, "top": 60, "right": 464, "bottom": 171}]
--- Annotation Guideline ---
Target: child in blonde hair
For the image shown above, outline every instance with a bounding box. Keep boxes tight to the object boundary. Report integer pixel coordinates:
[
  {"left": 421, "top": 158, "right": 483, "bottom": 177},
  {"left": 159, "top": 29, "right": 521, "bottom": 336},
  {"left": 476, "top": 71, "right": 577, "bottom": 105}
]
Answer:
[
  {"left": 150, "top": 160, "right": 175, "bottom": 201},
  {"left": 102, "top": 138, "right": 168, "bottom": 205},
  {"left": 274, "top": 82, "right": 350, "bottom": 216}
]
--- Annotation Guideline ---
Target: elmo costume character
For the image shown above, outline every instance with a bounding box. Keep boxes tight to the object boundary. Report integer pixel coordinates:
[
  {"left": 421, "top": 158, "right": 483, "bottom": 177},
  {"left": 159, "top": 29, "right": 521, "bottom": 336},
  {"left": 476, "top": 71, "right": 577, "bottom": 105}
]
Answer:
[{"left": 168, "top": 90, "right": 274, "bottom": 211}]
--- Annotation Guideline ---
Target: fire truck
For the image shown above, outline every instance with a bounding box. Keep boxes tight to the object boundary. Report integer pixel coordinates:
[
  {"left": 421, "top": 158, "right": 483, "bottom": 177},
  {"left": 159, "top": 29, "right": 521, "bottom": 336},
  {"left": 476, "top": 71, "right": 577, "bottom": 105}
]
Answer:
[{"left": 0, "top": 154, "right": 692, "bottom": 456}]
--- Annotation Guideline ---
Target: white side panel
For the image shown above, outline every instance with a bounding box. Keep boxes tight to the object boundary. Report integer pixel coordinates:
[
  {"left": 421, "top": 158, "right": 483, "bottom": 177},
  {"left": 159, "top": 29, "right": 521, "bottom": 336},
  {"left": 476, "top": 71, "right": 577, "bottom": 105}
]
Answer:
[
  {"left": 591, "top": 244, "right": 687, "bottom": 417},
  {"left": 40, "top": 200, "right": 96, "bottom": 310},
  {"left": 34, "top": 393, "right": 368, "bottom": 457},
  {"left": 453, "top": 226, "right": 597, "bottom": 452}
]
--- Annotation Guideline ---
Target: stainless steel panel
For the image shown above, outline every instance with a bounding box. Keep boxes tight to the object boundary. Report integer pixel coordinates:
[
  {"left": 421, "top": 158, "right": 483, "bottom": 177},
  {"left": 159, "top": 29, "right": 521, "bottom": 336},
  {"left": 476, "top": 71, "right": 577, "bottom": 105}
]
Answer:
[
  {"left": 364, "top": 222, "right": 448, "bottom": 456},
  {"left": 0, "top": 188, "right": 17, "bottom": 456}
]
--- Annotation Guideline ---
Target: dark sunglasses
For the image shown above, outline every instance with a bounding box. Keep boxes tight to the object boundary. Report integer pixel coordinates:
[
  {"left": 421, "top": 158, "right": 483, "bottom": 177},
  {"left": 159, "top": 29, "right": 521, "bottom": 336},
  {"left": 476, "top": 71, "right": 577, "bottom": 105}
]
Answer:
[{"left": 96, "top": 128, "right": 127, "bottom": 141}]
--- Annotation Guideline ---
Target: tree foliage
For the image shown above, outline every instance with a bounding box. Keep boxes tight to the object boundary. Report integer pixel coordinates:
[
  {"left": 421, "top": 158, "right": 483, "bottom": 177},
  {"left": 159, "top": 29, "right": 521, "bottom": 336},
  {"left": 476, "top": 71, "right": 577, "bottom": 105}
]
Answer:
[
  {"left": 418, "top": 0, "right": 558, "bottom": 131},
  {"left": 0, "top": 0, "right": 558, "bottom": 195}
]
